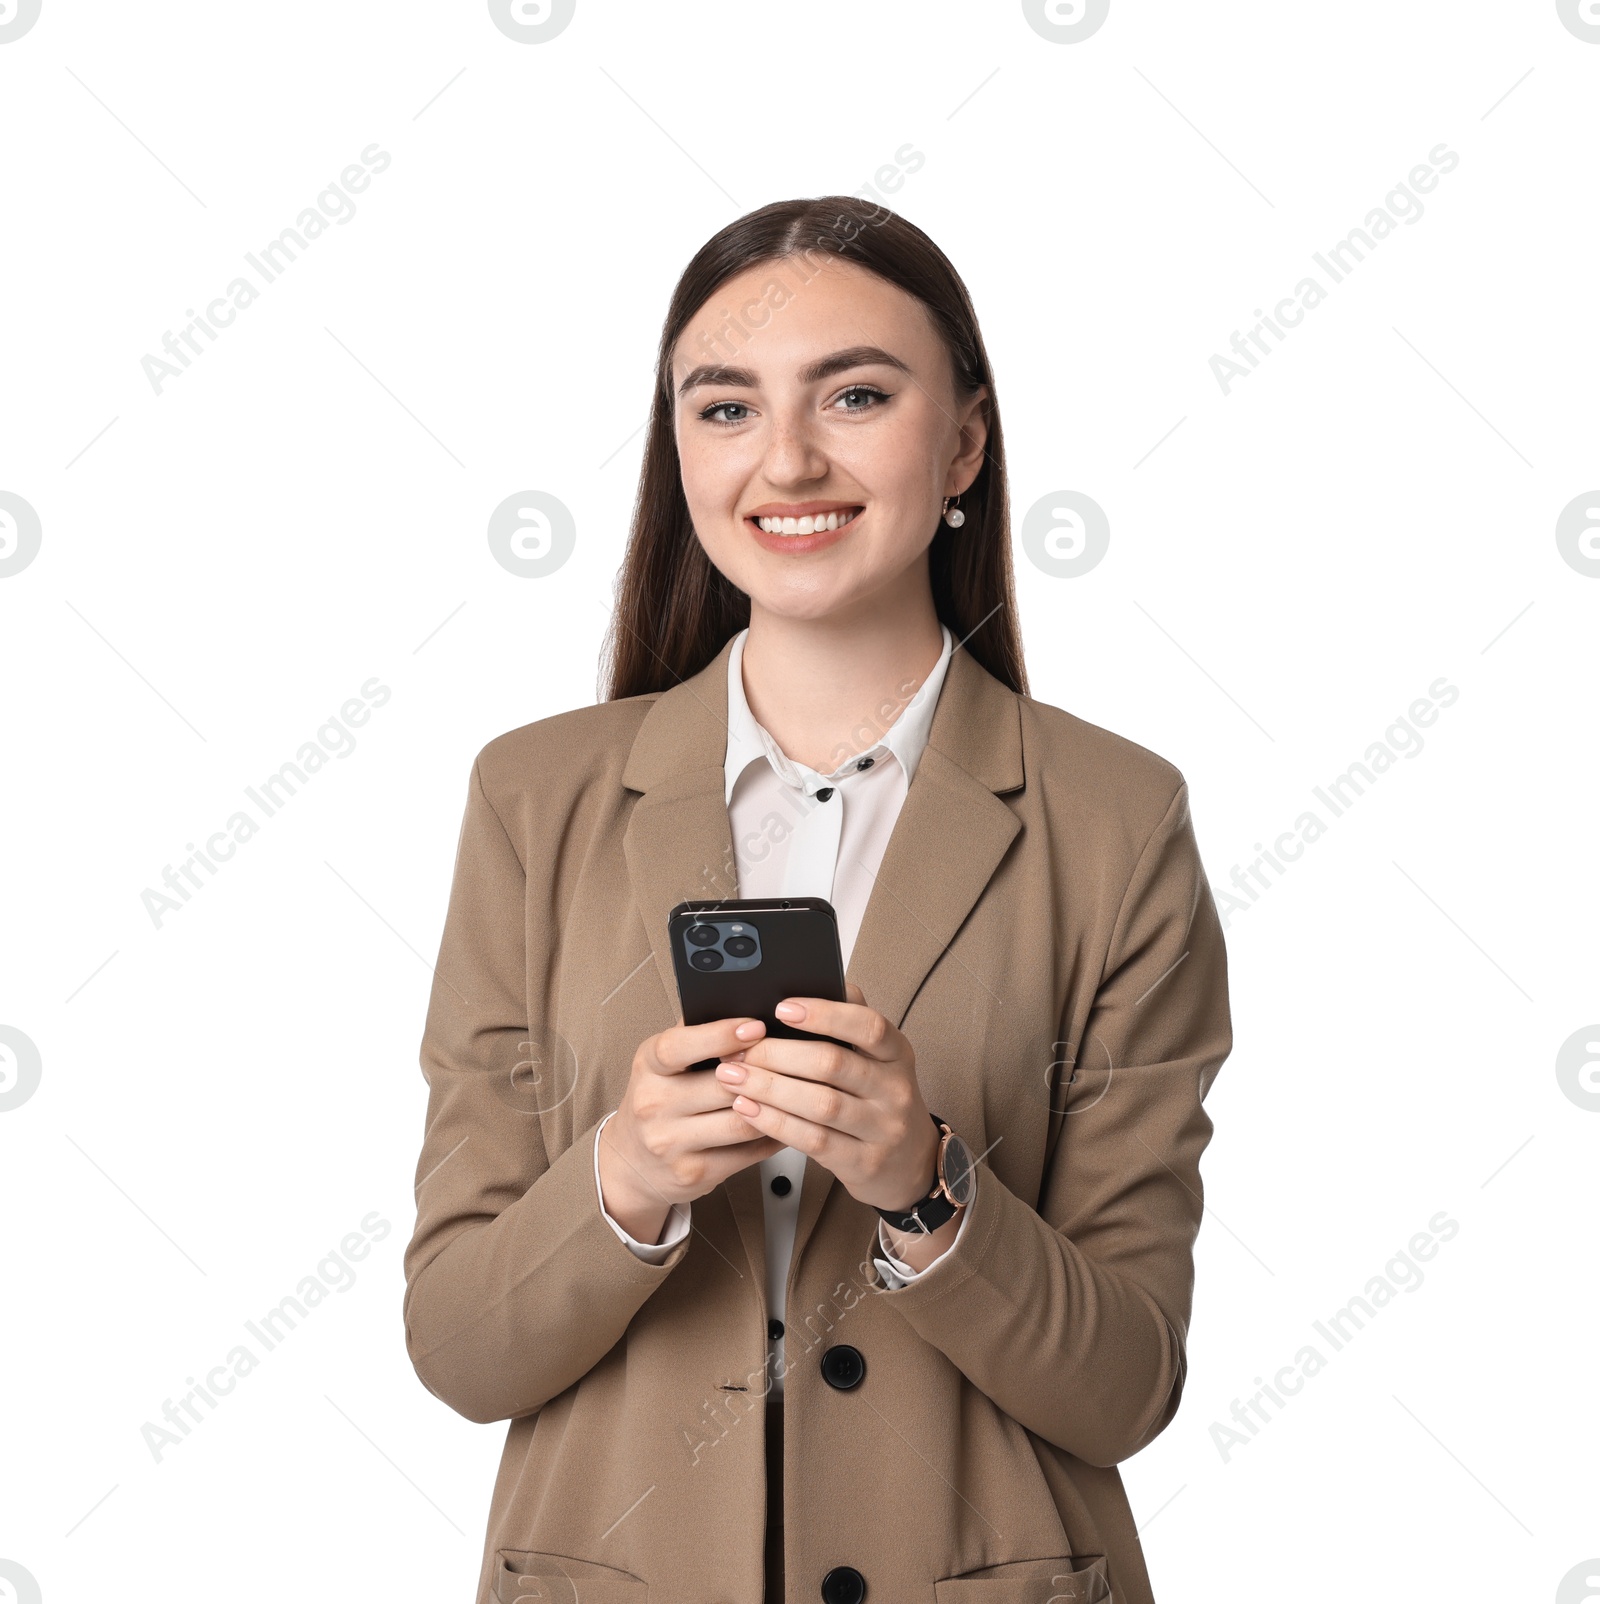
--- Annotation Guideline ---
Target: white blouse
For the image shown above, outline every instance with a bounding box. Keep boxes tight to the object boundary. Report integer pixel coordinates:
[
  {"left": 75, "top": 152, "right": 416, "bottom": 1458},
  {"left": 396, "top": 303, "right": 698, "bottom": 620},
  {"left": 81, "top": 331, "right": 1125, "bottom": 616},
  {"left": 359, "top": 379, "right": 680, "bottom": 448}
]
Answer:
[{"left": 594, "top": 624, "right": 976, "bottom": 1395}]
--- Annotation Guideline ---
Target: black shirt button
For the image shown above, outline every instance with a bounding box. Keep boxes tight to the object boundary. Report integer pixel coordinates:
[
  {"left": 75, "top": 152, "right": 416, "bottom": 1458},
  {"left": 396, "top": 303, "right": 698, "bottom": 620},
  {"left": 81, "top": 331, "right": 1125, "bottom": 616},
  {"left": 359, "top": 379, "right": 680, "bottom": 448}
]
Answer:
[
  {"left": 770, "top": 1174, "right": 791, "bottom": 1196},
  {"left": 856, "top": 756, "right": 874, "bottom": 770},
  {"left": 768, "top": 1317, "right": 784, "bottom": 1341},
  {"left": 820, "top": 1344, "right": 865, "bottom": 1391},
  {"left": 815, "top": 787, "right": 835, "bottom": 802},
  {"left": 821, "top": 1564, "right": 867, "bottom": 1603}
]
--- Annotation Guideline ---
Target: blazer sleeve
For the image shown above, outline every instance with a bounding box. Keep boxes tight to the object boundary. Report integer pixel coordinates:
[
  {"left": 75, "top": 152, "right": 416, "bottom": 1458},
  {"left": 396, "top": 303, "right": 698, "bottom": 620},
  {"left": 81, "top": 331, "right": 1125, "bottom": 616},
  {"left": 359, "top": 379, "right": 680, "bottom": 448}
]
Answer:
[
  {"left": 867, "top": 779, "right": 1232, "bottom": 1467},
  {"left": 402, "top": 755, "right": 691, "bottom": 1425}
]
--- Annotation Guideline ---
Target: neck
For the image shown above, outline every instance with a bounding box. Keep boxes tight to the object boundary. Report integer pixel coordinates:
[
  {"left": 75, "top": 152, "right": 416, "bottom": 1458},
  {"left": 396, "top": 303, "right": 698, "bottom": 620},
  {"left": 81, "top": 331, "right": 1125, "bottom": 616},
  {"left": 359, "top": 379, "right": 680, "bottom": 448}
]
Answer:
[{"left": 739, "top": 577, "right": 945, "bottom": 775}]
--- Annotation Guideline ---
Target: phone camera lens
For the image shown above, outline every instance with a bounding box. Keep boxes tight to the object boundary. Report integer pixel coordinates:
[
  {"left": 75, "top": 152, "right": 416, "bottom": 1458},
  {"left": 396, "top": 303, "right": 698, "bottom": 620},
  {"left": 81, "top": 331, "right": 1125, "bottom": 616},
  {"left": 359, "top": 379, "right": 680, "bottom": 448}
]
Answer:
[
  {"left": 724, "top": 935, "right": 757, "bottom": 958},
  {"left": 690, "top": 949, "right": 724, "bottom": 971},
  {"left": 686, "top": 923, "right": 719, "bottom": 948}
]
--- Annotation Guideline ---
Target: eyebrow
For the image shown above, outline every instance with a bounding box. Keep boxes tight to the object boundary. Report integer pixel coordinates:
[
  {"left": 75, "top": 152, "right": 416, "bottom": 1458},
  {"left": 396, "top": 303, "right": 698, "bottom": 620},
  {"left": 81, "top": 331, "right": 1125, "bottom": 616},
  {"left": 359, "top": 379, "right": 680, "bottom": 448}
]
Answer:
[{"left": 676, "top": 344, "right": 912, "bottom": 398}]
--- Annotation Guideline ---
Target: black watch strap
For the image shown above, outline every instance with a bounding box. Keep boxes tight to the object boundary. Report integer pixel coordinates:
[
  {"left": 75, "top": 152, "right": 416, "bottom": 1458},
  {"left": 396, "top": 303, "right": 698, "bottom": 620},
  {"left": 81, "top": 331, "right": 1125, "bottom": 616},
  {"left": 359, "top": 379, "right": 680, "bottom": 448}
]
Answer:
[{"left": 874, "top": 1111, "right": 960, "bottom": 1234}]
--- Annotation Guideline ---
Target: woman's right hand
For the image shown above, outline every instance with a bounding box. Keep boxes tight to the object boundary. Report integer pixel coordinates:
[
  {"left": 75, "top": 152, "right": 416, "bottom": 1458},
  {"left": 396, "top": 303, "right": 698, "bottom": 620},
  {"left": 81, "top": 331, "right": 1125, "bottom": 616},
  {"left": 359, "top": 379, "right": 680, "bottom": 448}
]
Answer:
[{"left": 597, "top": 1015, "right": 785, "bottom": 1245}]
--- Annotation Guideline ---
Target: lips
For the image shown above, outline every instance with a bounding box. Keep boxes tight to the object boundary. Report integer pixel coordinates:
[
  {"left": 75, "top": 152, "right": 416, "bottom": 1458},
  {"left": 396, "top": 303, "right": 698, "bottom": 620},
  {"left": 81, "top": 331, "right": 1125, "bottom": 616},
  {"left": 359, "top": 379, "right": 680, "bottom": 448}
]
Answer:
[
  {"left": 744, "top": 504, "right": 863, "bottom": 555},
  {"left": 747, "top": 506, "right": 863, "bottom": 537}
]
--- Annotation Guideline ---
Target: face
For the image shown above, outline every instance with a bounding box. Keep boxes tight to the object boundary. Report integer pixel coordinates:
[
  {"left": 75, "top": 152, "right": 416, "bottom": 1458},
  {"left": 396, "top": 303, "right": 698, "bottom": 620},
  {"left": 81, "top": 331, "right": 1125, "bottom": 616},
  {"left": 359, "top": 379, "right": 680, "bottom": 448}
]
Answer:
[{"left": 671, "top": 255, "right": 988, "bottom": 626}]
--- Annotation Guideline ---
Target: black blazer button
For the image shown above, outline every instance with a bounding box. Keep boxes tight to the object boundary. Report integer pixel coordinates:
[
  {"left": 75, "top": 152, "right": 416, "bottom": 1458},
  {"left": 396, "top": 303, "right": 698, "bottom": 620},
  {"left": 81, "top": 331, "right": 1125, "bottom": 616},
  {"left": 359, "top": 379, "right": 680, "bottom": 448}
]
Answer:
[
  {"left": 821, "top": 1564, "right": 866, "bottom": 1603},
  {"left": 820, "top": 1344, "right": 865, "bottom": 1390},
  {"left": 770, "top": 1174, "right": 791, "bottom": 1196},
  {"left": 815, "top": 786, "right": 835, "bottom": 801},
  {"left": 768, "top": 1317, "right": 784, "bottom": 1341}
]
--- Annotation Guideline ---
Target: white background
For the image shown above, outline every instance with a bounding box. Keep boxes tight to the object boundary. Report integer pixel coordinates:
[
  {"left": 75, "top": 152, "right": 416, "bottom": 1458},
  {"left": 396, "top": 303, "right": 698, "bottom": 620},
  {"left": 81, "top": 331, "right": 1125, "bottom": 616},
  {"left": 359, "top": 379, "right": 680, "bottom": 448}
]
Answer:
[{"left": 2, "top": 2, "right": 1596, "bottom": 1599}]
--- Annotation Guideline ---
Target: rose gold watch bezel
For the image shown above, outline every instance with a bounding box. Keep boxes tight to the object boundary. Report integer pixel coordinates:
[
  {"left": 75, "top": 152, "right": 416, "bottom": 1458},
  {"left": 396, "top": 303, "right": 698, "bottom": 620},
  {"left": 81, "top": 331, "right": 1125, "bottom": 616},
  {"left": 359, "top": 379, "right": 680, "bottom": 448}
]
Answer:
[{"left": 932, "top": 1122, "right": 970, "bottom": 1211}]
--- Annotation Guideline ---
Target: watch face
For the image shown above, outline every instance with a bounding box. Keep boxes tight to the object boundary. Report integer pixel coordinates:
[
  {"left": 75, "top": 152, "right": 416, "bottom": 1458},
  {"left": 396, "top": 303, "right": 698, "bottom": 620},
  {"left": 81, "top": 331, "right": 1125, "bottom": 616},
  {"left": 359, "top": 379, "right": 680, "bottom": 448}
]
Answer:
[{"left": 942, "top": 1132, "right": 976, "bottom": 1206}]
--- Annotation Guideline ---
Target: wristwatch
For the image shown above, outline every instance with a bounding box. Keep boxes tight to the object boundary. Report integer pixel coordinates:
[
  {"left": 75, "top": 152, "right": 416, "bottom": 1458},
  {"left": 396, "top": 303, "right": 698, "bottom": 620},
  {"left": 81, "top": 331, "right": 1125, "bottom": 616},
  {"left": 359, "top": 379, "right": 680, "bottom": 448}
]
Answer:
[{"left": 874, "top": 1112, "right": 976, "bottom": 1234}]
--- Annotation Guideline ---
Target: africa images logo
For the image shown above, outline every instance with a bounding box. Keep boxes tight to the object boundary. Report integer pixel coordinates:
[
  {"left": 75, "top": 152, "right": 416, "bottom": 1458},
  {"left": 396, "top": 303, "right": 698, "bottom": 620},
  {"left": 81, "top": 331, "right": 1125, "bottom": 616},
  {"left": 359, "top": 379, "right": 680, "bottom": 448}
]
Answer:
[
  {"left": 0, "top": 0, "right": 42, "bottom": 43},
  {"left": 1021, "top": 0, "right": 1110, "bottom": 44},
  {"left": 488, "top": 0, "right": 576, "bottom": 43},
  {"left": 0, "top": 491, "right": 42, "bottom": 577}
]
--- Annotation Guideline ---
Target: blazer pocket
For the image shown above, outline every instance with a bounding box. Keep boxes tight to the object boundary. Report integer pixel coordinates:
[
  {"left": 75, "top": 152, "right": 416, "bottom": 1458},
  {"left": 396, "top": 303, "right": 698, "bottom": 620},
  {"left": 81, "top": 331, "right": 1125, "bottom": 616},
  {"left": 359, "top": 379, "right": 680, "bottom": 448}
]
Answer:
[
  {"left": 493, "top": 1548, "right": 649, "bottom": 1603},
  {"left": 933, "top": 1552, "right": 1112, "bottom": 1603}
]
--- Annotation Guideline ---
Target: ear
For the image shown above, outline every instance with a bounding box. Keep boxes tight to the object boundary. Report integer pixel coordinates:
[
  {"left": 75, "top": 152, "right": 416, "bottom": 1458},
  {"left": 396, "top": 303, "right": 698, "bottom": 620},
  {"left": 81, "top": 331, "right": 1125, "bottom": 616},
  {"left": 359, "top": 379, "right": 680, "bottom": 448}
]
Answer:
[{"left": 948, "top": 383, "right": 989, "bottom": 496}]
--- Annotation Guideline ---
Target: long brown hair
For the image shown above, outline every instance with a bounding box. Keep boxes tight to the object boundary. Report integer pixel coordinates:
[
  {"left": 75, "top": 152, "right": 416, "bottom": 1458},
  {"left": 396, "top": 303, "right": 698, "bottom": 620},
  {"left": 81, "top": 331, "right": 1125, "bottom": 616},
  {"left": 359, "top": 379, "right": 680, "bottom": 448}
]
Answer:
[{"left": 601, "top": 196, "right": 1026, "bottom": 701}]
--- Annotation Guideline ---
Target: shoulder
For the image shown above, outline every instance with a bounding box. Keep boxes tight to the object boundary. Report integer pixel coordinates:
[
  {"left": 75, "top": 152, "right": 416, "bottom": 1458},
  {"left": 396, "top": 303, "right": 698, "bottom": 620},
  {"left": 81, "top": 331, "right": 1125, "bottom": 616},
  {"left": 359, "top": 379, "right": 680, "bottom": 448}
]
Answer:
[
  {"left": 471, "top": 693, "right": 663, "bottom": 813},
  {"left": 1015, "top": 691, "right": 1189, "bottom": 843}
]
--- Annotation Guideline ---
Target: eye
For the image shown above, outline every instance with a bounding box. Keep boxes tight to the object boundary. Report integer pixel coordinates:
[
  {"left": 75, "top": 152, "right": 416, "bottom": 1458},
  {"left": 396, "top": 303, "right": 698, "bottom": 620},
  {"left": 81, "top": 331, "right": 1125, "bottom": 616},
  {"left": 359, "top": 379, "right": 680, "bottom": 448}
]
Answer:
[
  {"left": 831, "top": 384, "right": 890, "bottom": 414},
  {"left": 698, "top": 400, "right": 753, "bottom": 426}
]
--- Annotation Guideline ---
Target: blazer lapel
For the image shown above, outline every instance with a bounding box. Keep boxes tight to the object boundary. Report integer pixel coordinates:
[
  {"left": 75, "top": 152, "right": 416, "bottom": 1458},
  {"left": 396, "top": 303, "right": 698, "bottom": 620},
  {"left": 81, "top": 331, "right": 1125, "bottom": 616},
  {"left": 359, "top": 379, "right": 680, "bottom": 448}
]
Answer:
[
  {"left": 620, "top": 633, "right": 1025, "bottom": 1295},
  {"left": 621, "top": 639, "right": 773, "bottom": 1288}
]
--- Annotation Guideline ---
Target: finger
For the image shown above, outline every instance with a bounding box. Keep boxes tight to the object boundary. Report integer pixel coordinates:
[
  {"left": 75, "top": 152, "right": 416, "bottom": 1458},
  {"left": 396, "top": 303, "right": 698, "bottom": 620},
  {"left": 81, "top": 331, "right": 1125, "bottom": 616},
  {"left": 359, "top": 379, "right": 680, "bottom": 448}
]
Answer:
[
  {"left": 671, "top": 1068, "right": 778, "bottom": 1117},
  {"left": 772, "top": 996, "right": 899, "bottom": 1062},
  {"left": 728, "top": 1093, "right": 869, "bottom": 1165},
  {"left": 721, "top": 1033, "right": 870, "bottom": 1095},
  {"left": 682, "top": 1105, "right": 791, "bottom": 1154},
  {"left": 630, "top": 1104, "right": 781, "bottom": 1173},
  {"left": 648, "top": 1016, "right": 766, "bottom": 1074},
  {"left": 721, "top": 1061, "right": 876, "bottom": 1141},
  {"left": 602, "top": 1112, "right": 780, "bottom": 1210},
  {"left": 609, "top": 1075, "right": 760, "bottom": 1166},
  {"left": 845, "top": 981, "right": 865, "bottom": 1006}
]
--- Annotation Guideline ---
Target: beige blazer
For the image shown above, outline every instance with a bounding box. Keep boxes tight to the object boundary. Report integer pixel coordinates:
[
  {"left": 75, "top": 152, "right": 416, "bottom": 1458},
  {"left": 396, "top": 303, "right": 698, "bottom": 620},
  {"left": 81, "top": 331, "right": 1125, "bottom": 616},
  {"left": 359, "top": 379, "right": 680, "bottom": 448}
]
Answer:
[{"left": 403, "top": 633, "right": 1233, "bottom": 1604}]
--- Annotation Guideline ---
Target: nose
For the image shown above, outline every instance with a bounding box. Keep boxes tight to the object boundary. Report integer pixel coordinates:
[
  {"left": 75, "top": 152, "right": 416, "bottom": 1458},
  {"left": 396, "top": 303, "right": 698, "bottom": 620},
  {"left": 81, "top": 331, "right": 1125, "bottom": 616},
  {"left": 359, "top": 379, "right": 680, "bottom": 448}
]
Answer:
[{"left": 759, "top": 404, "right": 830, "bottom": 489}]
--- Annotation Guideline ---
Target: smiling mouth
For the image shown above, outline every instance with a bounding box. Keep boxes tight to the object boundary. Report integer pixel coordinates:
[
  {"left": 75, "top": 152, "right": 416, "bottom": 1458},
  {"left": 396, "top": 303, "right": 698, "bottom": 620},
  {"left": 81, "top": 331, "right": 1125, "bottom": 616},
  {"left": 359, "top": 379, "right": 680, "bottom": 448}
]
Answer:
[{"left": 747, "top": 507, "right": 863, "bottom": 536}]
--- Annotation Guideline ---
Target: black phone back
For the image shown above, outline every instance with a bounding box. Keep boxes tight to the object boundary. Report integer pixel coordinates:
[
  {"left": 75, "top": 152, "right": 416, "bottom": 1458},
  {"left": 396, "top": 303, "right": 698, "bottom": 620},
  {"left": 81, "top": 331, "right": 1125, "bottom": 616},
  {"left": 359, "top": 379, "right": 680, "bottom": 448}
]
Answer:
[{"left": 668, "top": 897, "right": 847, "bottom": 1070}]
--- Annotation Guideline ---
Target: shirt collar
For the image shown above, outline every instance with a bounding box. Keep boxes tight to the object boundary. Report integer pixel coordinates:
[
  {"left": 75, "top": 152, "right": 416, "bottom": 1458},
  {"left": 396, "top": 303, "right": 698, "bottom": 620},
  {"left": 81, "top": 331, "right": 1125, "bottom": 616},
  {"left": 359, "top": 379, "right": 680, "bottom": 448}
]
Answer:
[{"left": 723, "top": 624, "right": 955, "bottom": 805}]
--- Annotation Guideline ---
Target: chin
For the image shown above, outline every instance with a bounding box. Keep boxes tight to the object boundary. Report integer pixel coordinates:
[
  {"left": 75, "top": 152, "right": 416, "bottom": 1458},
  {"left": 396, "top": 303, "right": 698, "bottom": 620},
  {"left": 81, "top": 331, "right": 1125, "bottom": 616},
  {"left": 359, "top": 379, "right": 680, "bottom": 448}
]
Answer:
[
  {"left": 741, "top": 581, "right": 853, "bottom": 623},
  {"left": 701, "top": 525, "right": 919, "bottom": 625}
]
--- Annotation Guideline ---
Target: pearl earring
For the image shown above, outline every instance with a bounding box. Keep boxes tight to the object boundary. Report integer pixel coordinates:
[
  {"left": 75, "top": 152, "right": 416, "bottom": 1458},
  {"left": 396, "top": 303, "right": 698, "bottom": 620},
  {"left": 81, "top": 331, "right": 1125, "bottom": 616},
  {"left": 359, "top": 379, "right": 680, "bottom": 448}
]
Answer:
[{"left": 942, "top": 493, "right": 965, "bottom": 528}]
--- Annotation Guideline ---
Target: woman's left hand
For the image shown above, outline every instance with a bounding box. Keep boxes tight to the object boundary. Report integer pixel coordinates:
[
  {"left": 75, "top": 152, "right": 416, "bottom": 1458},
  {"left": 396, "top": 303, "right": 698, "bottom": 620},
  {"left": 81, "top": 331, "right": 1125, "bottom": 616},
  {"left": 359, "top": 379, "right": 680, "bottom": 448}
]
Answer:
[{"left": 714, "top": 981, "right": 940, "bottom": 1214}]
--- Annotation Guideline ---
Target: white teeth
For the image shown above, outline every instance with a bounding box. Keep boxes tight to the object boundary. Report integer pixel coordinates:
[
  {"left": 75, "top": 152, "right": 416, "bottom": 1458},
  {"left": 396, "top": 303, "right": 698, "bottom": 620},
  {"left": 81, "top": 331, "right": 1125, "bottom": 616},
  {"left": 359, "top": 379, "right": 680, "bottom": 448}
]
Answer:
[{"left": 754, "top": 509, "right": 861, "bottom": 535}]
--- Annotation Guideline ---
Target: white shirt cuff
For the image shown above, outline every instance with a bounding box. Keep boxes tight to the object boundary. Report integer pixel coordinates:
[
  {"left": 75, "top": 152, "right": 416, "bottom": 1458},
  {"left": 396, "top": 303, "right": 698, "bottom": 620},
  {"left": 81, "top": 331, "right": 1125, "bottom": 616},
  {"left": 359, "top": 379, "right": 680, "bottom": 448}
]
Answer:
[
  {"left": 594, "top": 1109, "right": 691, "bottom": 1261},
  {"left": 872, "top": 1170, "right": 977, "bottom": 1288}
]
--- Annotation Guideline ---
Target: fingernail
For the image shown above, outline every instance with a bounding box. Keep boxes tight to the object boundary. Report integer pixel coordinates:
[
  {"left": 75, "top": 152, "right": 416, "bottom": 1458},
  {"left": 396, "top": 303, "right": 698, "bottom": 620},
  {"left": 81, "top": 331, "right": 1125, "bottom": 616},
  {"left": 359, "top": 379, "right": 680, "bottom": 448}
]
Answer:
[
  {"left": 775, "top": 1001, "right": 805, "bottom": 1022},
  {"left": 716, "top": 1062, "right": 746, "bottom": 1082},
  {"left": 735, "top": 1020, "right": 764, "bottom": 1040},
  {"left": 733, "top": 1095, "right": 758, "bottom": 1113}
]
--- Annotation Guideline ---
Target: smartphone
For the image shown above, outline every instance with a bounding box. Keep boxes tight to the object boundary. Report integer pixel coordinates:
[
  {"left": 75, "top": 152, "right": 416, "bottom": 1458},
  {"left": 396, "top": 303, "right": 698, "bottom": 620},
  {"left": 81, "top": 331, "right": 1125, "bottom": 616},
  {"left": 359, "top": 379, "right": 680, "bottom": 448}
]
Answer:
[{"left": 667, "top": 897, "right": 849, "bottom": 1070}]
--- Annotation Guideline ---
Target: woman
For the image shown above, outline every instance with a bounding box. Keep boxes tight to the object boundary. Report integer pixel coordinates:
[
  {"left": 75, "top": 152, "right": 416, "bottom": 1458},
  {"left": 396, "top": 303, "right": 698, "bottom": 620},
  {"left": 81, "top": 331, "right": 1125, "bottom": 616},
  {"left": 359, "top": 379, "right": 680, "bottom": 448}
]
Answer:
[{"left": 403, "top": 196, "right": 1232, "bottom": 1604}]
